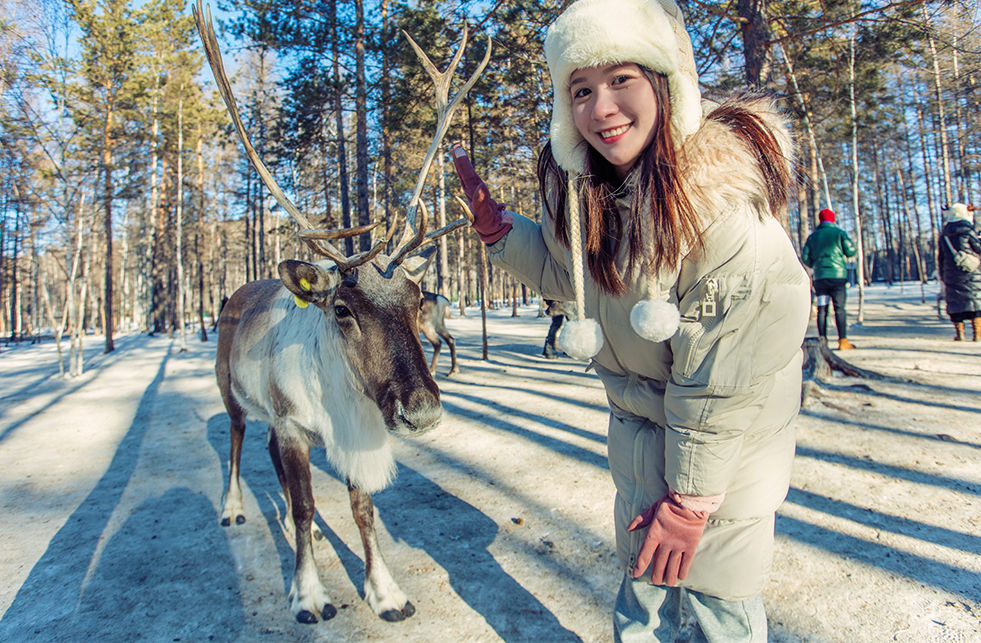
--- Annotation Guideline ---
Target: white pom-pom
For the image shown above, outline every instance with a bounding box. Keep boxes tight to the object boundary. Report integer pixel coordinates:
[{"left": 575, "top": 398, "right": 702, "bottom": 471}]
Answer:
[
  {"left": 630, "top": 299, "right": 680, "bottom": 343},
  {"left": 556, "top": 317, "right": 604, "bottom": 360}
]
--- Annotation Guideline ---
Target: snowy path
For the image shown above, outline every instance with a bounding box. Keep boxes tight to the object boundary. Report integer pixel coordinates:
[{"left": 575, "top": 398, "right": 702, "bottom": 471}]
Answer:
[{"left": 0, "top": 282, "right": 978, "bottom": 641}]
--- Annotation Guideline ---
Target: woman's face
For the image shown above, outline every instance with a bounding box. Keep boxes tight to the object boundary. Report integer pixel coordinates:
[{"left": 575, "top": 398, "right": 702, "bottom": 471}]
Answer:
[{"left": 570, "top": 63, "right": 658, "bottom": 179}]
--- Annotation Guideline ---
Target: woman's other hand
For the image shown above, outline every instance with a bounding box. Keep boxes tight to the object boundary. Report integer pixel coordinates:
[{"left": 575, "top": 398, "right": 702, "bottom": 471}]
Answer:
[{"left": 627, "top": 494, "right": 709, "bottom": 586}]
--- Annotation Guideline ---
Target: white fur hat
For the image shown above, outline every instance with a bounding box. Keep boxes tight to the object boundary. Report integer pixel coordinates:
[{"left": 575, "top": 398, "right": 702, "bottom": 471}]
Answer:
[
  {"left": 945, "top": 202, "right": 975, "bottom": 223},
  {"left": 544, "top": 0, "right": 702, "bottom": 174}
]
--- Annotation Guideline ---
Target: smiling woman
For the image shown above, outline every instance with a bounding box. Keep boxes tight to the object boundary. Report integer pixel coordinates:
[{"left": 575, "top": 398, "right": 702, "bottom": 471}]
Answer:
[{"left": 450, "top": 0, "right": 811, "bottom": 639}]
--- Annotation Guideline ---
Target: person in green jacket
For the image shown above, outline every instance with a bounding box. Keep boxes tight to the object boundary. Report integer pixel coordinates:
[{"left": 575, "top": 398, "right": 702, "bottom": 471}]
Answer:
[
  {"left": 451, "top": 0, "right": 810, "bottom": 639},
  {"left": 801, "top": 208, "right": 858, "bottom": 350}
]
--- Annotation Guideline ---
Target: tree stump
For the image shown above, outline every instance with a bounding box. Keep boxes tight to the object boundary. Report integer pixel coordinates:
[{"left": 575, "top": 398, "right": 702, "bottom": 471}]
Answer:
[{"left": 800, "top": 337, "right": 885, "bottom": 407}]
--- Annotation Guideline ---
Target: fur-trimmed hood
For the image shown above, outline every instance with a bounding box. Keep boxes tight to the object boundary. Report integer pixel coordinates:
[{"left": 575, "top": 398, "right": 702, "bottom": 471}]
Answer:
[{"left": 679, "top": 93, "right": 795, "bottom": 228}]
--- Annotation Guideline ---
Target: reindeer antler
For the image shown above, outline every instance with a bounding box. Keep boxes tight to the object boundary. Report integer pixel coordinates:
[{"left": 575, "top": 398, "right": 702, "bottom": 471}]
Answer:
[
  {"left": 386, "top": 27, "right": 491, "bottom": 270},
  {"left": 193, "top": 0, "right": 488, "bottom": 273},
  {"left": 193, "top": 0, "right": 397, "bottom": 272}
]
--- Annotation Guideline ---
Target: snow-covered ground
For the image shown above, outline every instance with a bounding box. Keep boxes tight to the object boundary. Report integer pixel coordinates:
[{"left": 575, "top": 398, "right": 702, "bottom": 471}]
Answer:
[{"left": 0, "top": 281, "right": 977, "bottom": 641}]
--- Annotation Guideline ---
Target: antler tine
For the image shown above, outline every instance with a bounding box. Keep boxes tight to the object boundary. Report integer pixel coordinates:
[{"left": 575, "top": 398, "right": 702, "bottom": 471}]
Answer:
[
  {"left": 387, "top": 26, "right": 492, "bottom": 270},
  {"left": 298, "top": 221, "right": 382, "bottom": 241},
  {"left": 453, "top": 195, "right": 476, "bottom": 223},
  {"left": 193, "top": 1, "right": 357, "bottom": 270}
]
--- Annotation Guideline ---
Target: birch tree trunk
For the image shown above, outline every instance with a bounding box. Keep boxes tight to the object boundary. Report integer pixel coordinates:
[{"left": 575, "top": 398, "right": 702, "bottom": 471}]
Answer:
[
  {"left": 912, "top": 79, "right": 940, "bottom": 257},
  {"left": 354, "top": 0, "right": 370, "bottom": 252},
  {"left": 479, "top": 240, "right": 489, "bottom": 360},
  {"left": 196, "top": 130, "right": 207, "bottom": 341},
  {"left": 848, "top": 36, "right": 866, "bottom": 322},
  {"left": 102, "top": 99, "right": 115, "bottom": 353},
  {"left": 897, "top": 168, "right": 927, "bottom": 302},
  {"left": 176, "top": 85, "right": 187, "bottom": 352},
  {"left": 925, "top": 5, "right": 953, "bottom": 205},
  {"left": 144, "top": 77, "right": 161, "bottom": 331},
  {"left": 330, "top": 0, "right": 353, "bottom": 255},
  {"left": 778, "top": 44, "right": 832, "bottom": 213},
  {"left": 457, "top": 228, "right": 467, "bottom": 317}
]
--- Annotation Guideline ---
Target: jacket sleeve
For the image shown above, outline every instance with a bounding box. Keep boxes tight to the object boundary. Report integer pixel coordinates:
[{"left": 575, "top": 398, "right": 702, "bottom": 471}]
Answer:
[
  {"left": 486, "top": 210, "right": 577, "bottom": 301},
  {"left": 663, "top": 210, "right": 810, "bottom": 497},
  {"left": 963, "top": 227, "right": 981, "bottom": 254},
  {"left": 841, "top": 230, "right": 857, "bottom": 258},
  {"left": 800, "top": 238, "right": 812, "bottom": 267}
]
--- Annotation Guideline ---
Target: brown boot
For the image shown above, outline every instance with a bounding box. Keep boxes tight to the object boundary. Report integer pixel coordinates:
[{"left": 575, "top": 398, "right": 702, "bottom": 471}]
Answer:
[
  {"left": 972, "top": 317, "right": 981, "bottom": 342},
  {"left": 838, "top": 338, "right": 855, "bottom": 350},
  {"left": 953, "top": 321, "right": 965, "bottom": 341}
]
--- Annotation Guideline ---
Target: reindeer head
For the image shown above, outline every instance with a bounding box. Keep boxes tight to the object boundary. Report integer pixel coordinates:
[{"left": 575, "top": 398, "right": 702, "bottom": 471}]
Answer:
[
  {"left": 279, "top": 249, "right": 440, "bottom": 434},
  {"left": 193, "top": 2, "right": 489, "bottom": 433}
]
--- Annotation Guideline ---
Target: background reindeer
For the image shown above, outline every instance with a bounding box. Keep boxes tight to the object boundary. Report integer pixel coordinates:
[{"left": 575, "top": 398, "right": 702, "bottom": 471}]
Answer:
[
  {"left": 194, "top": 1, "right": 488, "bottom": 625},
  {"left": 419, "top": 291, "right": 458, "bottom": 375}
]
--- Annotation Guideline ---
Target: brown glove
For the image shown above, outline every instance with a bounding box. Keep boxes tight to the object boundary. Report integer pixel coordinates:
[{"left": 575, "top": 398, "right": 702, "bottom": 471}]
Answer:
[
  {"left": 451, "top": 145, "right": 512, "bottom": 243},
  {"left": 628, "top": 494, "right": 709, "bottom": 586}
]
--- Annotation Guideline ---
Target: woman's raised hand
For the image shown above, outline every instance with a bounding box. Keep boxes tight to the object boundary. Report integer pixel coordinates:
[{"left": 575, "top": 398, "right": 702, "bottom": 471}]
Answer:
[{"left": 451, "top": 145, "right": 512, "bottom": 243}]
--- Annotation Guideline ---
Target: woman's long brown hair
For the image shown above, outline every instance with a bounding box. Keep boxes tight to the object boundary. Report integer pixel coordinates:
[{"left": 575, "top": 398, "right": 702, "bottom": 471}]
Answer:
[{"left": 538, "top": 74, "right": 789, "bottom": 296}]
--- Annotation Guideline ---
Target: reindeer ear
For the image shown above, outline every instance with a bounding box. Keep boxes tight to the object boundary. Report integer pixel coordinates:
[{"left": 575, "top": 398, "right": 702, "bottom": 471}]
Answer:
[
  {"left": 278, "top": 260, "right": 339, "bottom": 305},
  {"left": 400, "top": 246, "right": 437, "bottom": 285}
]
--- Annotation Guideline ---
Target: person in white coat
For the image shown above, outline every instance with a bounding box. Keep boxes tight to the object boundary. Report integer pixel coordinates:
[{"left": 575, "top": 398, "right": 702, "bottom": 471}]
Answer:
[{"left": 453, "top": 0, "right": 810, "bottom": 639}]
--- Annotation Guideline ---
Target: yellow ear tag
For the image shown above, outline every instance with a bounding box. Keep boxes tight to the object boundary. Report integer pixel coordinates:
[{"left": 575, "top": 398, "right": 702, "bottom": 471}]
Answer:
[
  {"left": 294, "top": 294, "right": 309, "bottom": 309},
  {"left": 299, "top": 277, "right": 311, "bottom": 291}
]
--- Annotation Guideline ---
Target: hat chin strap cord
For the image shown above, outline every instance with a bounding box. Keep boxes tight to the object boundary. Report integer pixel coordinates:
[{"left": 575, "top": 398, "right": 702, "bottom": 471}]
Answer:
[
  {"left": 567, "top": 175, "right": 587, "bottom": 324},
  {"left": 556, "top": 174, "right": 605, "bottom": 360}
]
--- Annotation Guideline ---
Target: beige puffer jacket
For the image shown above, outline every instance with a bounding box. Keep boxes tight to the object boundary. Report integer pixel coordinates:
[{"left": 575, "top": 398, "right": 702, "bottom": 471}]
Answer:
[{"left": 488, "top": 96, "right": 810, "bottom": 599}]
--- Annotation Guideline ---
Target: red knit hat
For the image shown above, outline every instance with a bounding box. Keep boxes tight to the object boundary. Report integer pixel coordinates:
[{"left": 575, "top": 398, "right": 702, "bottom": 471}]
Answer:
[{"left": 819, "top": 208, "right": 836, "bottom": 223}]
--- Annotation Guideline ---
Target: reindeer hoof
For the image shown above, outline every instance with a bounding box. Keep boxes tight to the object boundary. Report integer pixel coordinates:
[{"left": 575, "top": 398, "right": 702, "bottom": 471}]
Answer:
[
  {"left": 321, "top": 604, "right": 337, "bottom": 620},
  {"left": 220, "top": 517, "right": 230, "bottom": 527},
  {"left": 296, "top": 610, "right": 318, "bottom": 624},
  {"left": 379, "top": 601, "right": 415, "bottom": 622},
  {"left": 448, "top": 368, "right": 459, "bottom": 377},
  {"left": 236, "top": 515, "right": 246, "bottom": 525},
  {"left": 379, "top": 609, "right": 405, "bottom": 622},
  {"left": 220, "top": 514, "right": 246, "bottom": 527}
]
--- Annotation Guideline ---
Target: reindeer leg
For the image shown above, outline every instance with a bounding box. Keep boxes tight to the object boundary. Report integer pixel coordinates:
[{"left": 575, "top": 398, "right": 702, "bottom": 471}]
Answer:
[
  {"left": 439, "top": 329, "right": 458, "bottom": 376},
  {"left": 420, "top": 327, "right": 441, "bottom": 375},
  {"left": 268, "top": 429, "right": 323, "bottom": 541},
  {"left": 348, "top": 481, "right": 415, "bottom": 621},
  {"left": 275, "top": 432, "right": 336, "bottom": 623},
  {"left": 220, "top": 402, "right": 247, "bottom": 526}
]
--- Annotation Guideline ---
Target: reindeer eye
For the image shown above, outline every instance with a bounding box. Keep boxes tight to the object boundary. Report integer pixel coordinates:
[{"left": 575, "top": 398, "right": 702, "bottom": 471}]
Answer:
[{"left": 334, "top": 305, "right": 352, "bottom": 319}]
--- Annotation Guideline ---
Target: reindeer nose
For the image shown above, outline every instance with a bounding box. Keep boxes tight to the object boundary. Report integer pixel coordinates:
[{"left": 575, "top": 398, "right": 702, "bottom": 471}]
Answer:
[{"left": 392, "top": 395, "right": 442, "bottom": 434}]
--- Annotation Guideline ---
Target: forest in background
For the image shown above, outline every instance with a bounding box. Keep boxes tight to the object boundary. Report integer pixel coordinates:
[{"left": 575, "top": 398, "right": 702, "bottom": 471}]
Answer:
[{"left": 0, "top": 0, "right": 978, "bottom": 374}]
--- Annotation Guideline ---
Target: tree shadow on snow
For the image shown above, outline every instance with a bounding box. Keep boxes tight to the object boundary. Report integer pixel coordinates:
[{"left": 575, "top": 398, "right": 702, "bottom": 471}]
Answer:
[
  {"left": 794, "top": 445, "right": 980, "bottom": 496},
  {"left": 814, "top": 380, "right": 981, "bottom": 416},
  {"left": 302, "top": 457, "right": 583, "bottom": 640},
  {"left": 204, "top": 414, "right": 582, "bottom": 640},
  {"left": 205, "top": 413, "right": 302, "bottom": 598},
  {"left": 371, "top": 462, "right": 583, "bottom": 641},
  {"left": 0, "top": 351, "right": 245, "bottom": 640},
  {"left": 775, "top": 512, "right": 981, "bottom": 603},
  {"left": 70, "top": 488, "right": 242, "bottom": 640},
  {"left": 801, "top": 409, "right": 981, "bottom": 450}
]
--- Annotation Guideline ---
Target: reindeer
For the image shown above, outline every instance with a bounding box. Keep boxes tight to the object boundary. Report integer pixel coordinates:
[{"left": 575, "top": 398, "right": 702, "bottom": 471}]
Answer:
[
  {"left": 419, "top": 291, "right": 458, "bottom": 375},
  {"left": 193, "top": 1, "right": 488, "bottom": 625}
]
